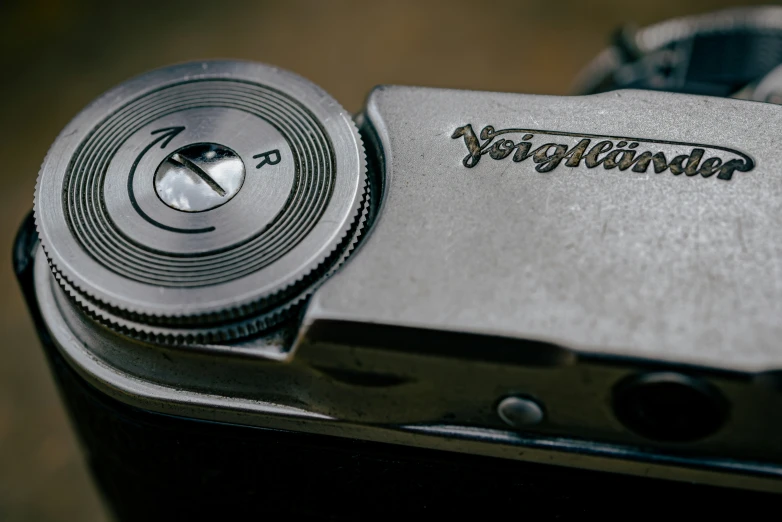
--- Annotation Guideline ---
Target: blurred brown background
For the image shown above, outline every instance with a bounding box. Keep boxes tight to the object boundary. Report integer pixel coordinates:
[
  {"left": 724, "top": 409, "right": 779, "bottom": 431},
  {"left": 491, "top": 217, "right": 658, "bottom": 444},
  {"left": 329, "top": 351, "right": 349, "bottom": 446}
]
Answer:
[{"left": 0, "top": 0, "right": 770, "bottom": 520}]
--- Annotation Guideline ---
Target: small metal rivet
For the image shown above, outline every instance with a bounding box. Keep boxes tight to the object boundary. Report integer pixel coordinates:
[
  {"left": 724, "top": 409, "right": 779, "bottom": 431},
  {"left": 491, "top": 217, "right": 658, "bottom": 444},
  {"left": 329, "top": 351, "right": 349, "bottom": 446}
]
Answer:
[{"left": 497, "top": 396, "right": 545, "bottom": 428}]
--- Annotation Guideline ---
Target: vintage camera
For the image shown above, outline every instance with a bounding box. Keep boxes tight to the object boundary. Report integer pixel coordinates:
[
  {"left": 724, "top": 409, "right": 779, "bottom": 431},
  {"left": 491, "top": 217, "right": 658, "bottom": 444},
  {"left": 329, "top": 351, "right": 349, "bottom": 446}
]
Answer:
[{"left": 14, "top": 7, "right": 782, "bottom": 519}]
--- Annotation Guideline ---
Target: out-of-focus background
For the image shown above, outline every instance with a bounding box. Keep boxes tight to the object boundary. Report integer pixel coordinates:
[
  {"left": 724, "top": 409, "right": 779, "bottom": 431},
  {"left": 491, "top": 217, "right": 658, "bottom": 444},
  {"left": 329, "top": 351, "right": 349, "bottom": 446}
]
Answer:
[{"left": 0, "top": 0, "right": 769, "bottom": 520}]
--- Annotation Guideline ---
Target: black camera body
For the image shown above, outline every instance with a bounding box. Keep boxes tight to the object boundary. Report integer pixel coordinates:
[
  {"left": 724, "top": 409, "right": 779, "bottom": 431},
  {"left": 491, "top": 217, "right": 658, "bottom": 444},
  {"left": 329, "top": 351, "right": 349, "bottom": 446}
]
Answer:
[{"left": 16, "top": 8, "right": 782, "bottom": 519}]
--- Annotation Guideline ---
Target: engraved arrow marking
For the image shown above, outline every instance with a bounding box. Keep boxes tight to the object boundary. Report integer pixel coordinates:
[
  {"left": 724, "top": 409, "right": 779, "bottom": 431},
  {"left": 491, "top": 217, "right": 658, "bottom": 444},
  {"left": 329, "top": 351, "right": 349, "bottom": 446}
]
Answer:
[
  {"left": 168, "top": 152, "right": 227, "bottom": 196},
  {"left": 127, "top": 127, "right": 215, "bottom": 234}
]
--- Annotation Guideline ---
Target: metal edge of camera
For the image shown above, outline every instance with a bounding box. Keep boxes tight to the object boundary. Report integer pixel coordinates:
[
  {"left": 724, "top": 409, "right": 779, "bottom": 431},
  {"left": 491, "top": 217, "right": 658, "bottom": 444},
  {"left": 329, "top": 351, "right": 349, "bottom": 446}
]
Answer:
[
  {"left": 27, "top": 10, "right": 782, "bottom": 493},
  {"left": 32, "top": 250, "right": 782, "bottom": 493},
  {"left": 31, "top": 76, "right": 782, "bottom": 491}
]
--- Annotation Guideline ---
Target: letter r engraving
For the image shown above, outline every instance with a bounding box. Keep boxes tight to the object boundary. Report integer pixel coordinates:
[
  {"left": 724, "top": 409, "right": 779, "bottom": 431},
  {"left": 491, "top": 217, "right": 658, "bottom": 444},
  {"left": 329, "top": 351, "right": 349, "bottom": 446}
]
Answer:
[{"left": 254, "top": 149, "right": 282, "bottom": 169}]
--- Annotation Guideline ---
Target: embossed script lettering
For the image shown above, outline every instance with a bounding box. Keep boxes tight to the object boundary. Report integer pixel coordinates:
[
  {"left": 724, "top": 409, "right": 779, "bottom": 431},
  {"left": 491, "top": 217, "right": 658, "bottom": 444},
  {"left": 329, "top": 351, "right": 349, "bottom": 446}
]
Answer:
[{"left": 451, "top": 124, "right": 754, "bottom": 180}]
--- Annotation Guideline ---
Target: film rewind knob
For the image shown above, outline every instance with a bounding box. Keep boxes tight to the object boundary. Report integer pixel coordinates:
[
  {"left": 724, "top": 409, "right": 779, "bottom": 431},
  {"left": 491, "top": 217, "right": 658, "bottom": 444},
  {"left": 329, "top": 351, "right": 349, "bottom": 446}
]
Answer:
[{"left": 34, "top": 61, "right": 368, "bottom": 343}]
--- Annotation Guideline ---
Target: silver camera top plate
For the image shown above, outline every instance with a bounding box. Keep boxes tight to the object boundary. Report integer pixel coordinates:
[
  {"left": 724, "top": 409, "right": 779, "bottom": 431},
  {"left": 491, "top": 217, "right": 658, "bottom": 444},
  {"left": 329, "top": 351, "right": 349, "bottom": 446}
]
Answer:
[{"left": 311, "top": 85, "right": 782, "bottom": 374}]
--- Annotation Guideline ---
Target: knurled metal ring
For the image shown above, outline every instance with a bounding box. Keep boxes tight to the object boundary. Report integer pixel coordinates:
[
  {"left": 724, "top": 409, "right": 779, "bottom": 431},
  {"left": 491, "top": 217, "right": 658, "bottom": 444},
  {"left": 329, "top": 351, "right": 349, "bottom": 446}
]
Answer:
[{"left": 35, "top": 61, "right": 367, "bottom": 342}]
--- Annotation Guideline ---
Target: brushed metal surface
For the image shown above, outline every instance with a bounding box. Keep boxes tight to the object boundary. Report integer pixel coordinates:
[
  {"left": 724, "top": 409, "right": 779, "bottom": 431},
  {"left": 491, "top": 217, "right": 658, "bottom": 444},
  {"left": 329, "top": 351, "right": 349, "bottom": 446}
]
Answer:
[{"left": 310, "top": 86, "right": 782, "bottom": 373}]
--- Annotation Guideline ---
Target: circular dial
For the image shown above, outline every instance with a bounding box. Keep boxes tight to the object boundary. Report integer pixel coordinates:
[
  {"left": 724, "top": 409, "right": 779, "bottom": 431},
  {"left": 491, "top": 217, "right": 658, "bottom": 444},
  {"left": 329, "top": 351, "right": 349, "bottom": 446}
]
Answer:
[{"left": 35, "top": 61, "right": 368, "bottom": 343}]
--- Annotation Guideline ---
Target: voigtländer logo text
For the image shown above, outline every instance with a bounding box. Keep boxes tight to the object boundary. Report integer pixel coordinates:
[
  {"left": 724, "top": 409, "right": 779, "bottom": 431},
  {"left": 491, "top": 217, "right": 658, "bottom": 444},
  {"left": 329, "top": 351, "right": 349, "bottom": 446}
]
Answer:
[{"left": 452, "top": 124, "right": 754, "bottom": 180}]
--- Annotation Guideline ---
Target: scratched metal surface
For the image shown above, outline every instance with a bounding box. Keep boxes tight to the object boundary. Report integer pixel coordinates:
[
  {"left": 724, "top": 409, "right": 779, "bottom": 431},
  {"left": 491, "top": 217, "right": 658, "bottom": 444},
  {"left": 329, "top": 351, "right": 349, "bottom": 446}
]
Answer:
[
  {"left": 0, "top": 0, "right": 767, "bottom": 520},
  {"left": 312, "top": 86, "right": 782, "bottom": 372}
]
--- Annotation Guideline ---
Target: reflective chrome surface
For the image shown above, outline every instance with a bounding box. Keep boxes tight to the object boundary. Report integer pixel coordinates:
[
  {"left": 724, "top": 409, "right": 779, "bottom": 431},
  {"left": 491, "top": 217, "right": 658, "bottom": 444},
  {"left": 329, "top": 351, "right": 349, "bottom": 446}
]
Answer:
[
  {"left": 34, "top": 61, "right": 368, "bottom": 342},
  {"left": 30, "top": 59, "right": 782, "bottom": 493},
  {"left": 154, "top": 143, "right": 245, "bottom": 212}
]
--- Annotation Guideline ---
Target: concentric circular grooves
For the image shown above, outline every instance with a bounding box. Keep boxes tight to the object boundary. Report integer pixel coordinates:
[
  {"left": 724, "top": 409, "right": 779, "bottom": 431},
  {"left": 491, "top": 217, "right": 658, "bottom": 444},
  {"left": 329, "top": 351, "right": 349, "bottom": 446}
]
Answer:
[
  {"left": 35, "top": 64, "right": 368, "bottom": 339},
  {"left": 64, "top": 80, "right": 334, "bottom": 287},
  {"left": 53, "top": 175, "right": 369, "bottom": 343}
]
